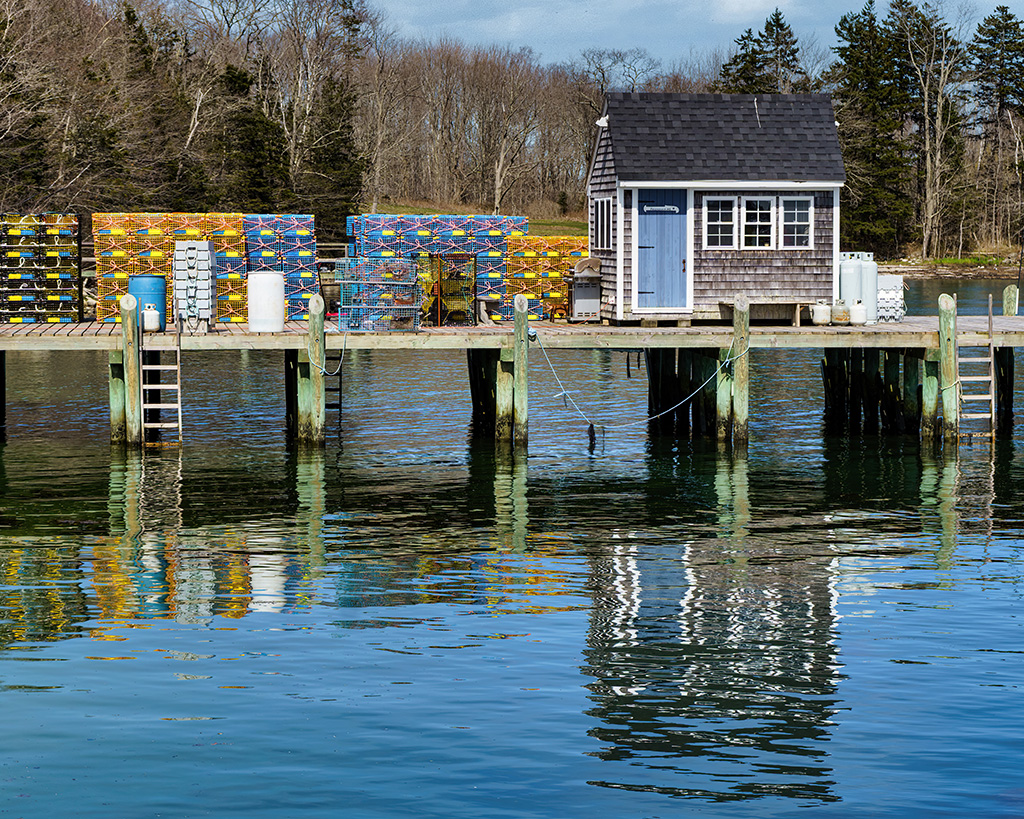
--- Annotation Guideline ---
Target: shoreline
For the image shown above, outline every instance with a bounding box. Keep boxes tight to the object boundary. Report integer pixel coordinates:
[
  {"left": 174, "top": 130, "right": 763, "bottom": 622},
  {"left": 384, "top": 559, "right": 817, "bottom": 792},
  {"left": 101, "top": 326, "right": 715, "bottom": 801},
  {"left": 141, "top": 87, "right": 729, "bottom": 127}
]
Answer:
[{"left": 882, "top": 263, "right": 1023, "bottom": 280}]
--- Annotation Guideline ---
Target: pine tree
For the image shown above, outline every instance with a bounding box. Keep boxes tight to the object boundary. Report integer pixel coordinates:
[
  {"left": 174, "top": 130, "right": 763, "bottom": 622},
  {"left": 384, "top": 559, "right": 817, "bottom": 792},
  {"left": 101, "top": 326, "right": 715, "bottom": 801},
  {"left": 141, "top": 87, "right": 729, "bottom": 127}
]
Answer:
[
  {"left": 829, "top": 0, "right": 914, "bottom": 256},
  {"left": 718, "top": 29, "right": 770, "bottom": 93},
  {"left": 759, "top": 9, "right": 803, "bottom": 92},
  {"left": 972, "top": 6, "right": 1024, "bottom": 122}
]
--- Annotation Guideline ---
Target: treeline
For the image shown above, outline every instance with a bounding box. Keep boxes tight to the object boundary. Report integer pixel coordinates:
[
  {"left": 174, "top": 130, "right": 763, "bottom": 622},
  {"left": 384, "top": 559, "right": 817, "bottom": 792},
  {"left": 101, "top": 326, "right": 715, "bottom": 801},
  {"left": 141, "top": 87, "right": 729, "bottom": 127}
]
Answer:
[{"left": 2, "top": 0, "right": 1023, "bottom": 256}]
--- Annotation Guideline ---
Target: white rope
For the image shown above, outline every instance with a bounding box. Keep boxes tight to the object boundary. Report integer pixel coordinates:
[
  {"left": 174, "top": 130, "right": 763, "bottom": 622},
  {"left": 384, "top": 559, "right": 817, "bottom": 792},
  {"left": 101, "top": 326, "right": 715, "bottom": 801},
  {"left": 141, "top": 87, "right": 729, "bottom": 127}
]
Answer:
[{"left": 533, "top": 333, "right": 749, "bottom": 432}]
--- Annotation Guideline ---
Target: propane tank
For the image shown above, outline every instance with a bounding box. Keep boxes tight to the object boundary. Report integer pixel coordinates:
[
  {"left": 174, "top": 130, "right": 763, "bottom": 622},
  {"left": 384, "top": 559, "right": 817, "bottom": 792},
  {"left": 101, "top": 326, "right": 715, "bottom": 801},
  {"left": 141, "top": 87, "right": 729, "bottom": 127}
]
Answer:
[{"left": 142, "top": 303, "right": 161, "bottom": 333}]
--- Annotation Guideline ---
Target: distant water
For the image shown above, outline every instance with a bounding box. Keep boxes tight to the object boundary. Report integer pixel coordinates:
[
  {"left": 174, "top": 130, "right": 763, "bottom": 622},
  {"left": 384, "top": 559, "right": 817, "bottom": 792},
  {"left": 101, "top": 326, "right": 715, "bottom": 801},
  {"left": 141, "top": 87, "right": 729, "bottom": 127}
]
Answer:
[{"left": 2, "top": 280, "right": 1024, "bottom": 817}]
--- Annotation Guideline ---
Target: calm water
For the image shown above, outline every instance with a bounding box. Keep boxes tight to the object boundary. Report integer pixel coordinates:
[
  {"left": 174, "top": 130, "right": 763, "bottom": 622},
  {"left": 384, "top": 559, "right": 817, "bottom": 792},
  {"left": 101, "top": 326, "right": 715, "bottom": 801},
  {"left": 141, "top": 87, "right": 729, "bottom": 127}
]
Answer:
[{"left": 2, "top": 280, "right": 1024, "bottom": 818}]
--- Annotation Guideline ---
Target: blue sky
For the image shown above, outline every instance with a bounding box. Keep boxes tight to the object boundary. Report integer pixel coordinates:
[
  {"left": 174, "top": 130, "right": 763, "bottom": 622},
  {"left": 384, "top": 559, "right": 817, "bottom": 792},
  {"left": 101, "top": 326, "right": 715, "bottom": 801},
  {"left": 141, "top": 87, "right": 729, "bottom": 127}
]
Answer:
[{"left": 377, "top": 0, "right": 1024, "bottom": 68}]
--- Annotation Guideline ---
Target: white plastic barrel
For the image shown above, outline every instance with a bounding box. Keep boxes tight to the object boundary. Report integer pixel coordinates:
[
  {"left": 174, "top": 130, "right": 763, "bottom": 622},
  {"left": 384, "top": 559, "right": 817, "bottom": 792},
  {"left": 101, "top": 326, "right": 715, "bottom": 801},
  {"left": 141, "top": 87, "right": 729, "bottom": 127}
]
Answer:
[
  {"left": 248, "top": 271, "right": 285, "bottom": 332},
  {"left": 861, "top": 257, "right": 878, "bottom": 324},
  {"left": 839, "top": 257, "right": 863, "bottom": 304}
]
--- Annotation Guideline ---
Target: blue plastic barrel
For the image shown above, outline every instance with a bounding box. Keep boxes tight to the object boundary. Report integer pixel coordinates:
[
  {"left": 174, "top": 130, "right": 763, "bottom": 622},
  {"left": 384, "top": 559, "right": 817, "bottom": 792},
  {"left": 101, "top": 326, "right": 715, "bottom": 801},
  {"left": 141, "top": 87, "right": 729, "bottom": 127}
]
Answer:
[{"left": 128, "top": 274, "right": 167, "bottom": 331}]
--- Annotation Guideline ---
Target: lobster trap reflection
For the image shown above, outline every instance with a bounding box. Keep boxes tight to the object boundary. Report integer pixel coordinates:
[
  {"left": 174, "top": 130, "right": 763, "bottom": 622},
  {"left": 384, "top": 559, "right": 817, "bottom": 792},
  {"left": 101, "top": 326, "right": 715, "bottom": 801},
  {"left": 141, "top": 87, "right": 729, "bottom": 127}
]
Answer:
[{"left": 101, "top": 449, "right": 329, "bottom": 622}]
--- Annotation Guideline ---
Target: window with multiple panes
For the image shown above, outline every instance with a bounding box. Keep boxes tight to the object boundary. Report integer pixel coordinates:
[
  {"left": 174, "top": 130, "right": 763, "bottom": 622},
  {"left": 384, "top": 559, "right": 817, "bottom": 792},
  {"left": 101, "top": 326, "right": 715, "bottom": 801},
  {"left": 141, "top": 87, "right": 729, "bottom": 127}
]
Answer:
[
  {"left": 703, "top": 197, "right": 737, "bottom": 249},
  {"left": 742, "top": 198, "right": 774, "bottom": 248},
  {"left": 780, "top": 197, "right": 813, "bottom": 248},
  {"left": 593, "top": 197, "right": 613, "bottom": 250},
  {"left": 702, "top": 195, "right": 815, "bottom": 250}
]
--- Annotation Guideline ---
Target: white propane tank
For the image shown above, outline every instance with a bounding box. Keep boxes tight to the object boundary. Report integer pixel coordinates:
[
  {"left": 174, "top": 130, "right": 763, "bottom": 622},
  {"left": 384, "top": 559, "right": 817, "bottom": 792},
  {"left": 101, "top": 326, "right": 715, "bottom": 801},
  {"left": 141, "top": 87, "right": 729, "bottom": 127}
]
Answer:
[
  {"left": 142, "top": 303, "right": 161, "bottom": 333},
  {"left": 850, "top": 299, "right": 867, "bottom": 325},
  {"left": 247, "top": 271, "right": 285, "bottom": 333},
  {"left": 832, "top": 298, "right": 851, "bottom": 325},
  {"left": 839, "top": 256, "right": 863, "bottom": 304},
  {"left": 811, "top": 299, "right": 832, "bottom": 326},
  {"left": 861, "top": 255, "right": 879, "bottom": 324}
]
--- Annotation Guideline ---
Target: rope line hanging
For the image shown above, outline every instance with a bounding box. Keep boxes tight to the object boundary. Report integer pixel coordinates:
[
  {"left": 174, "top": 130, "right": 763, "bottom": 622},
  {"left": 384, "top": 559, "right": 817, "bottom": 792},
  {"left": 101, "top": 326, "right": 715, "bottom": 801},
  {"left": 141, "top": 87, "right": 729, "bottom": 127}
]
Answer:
[{"left": 533, "top": 333, "right": 749, "bottom": 434}]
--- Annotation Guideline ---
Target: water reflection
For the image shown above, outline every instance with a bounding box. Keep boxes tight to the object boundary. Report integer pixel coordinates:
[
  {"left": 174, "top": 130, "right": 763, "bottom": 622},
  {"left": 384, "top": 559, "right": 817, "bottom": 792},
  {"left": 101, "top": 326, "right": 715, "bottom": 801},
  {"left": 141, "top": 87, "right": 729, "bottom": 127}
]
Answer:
[{"left": 583, "top": 448, "right": 841, "bottom": 803}]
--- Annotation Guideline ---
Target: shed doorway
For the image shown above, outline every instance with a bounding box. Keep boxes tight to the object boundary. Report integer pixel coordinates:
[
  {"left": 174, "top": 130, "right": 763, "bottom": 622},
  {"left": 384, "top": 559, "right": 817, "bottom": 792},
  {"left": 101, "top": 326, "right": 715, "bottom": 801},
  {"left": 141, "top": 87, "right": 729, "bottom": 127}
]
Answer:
[{"left": 637, "top": 189, "right": 688, "bottom": 310}]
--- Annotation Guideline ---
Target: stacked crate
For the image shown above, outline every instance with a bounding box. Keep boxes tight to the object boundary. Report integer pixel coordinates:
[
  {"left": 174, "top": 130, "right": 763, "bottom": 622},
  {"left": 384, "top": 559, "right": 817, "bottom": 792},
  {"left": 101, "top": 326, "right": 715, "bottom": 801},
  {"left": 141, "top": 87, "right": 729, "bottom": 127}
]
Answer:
[
  {"left": 330, "top": 257, "right": 421, "bottom": 332},
  {"left": 502, "top": 235, "right": 588, "bottom": 321},
  {"left": 345, "top": 214, "right": 529, "bottom": 325},
  {"left": 1, "top": 214, "right": 81, "bottom": 323},
  {"left": 93, "top": 213, "right": 318, "bottom": 323}
]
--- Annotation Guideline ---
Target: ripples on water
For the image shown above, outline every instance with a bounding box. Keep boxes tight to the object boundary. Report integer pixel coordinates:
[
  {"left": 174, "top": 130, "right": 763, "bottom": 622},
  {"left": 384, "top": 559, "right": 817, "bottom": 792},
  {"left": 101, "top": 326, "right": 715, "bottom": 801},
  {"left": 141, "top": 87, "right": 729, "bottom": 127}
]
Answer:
[{"left": 2, "top": 281, "right": 1024, "bottom": 817}]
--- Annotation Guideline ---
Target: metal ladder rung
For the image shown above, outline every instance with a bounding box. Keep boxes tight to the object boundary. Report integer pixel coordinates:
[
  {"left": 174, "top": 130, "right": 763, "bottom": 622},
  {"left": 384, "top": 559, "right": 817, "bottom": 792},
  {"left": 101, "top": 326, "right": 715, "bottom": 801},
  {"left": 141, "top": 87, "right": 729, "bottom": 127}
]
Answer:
[
  {"left": 958, "top": 357, "right": 992, "bottom": 364},
  {"left": 962, "top": 394, "right": 994, "bottom": 401},
  {"left": 962, "top": 412, "right": 993, "bottom": 419},
  {"left": 143, "top": 421, "right": 182, "bottom": 429},
  {"left": 960, "top": 375, "right": 991, "bottom": 382},
  {"left": 142, "top": 364, "right": 180, "bottom": 371},
  {"left": 143, "top": 402, "right": 181, "bottom": 410}
]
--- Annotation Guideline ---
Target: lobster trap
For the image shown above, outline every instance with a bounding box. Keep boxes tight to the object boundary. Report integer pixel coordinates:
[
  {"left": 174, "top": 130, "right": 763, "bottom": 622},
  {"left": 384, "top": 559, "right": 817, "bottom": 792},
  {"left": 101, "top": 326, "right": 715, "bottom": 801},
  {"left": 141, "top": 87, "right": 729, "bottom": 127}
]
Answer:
[{"left": 418, "top": 254, "right": 475, "bottom": 327}]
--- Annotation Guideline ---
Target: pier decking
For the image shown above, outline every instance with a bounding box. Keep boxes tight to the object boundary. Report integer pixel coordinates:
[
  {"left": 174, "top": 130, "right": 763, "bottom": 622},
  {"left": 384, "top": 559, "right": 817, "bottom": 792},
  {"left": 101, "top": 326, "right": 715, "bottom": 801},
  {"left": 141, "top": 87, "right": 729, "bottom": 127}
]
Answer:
[{"left": 0, "top": 314, "right": 1022, "bottom": 351}]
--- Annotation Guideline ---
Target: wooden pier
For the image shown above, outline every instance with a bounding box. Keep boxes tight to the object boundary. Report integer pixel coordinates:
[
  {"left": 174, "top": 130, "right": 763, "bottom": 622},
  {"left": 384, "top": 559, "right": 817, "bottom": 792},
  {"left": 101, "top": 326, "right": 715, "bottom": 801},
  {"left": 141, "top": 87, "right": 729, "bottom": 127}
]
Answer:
[{"left": 0, "top": 289, "right": 1021, "bottom": 448}]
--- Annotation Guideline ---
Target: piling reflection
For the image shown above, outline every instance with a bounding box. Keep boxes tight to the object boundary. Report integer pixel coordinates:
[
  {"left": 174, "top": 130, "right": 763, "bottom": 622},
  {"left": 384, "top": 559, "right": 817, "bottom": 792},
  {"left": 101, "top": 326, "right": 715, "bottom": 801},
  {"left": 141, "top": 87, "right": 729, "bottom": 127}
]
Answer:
[{"left": 583, "top": 447, "right": 841, "bottom": 802}]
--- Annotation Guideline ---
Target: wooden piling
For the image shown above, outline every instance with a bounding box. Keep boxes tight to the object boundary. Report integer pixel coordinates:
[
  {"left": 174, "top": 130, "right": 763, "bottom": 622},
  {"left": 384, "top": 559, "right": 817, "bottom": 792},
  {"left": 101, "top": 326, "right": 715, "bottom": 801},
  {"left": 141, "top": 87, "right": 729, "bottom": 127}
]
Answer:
[
  {"left": 922, "top": 350, "right": 940, "bottom": 440},
  {"left": 284, "top": 350, "right": 298, "bottom": 438},
  {"left": 109, "top": 350, "right": 126, "bottom": 443},
  {"left": 849, "top": 349, "right": 863, "bottom": 432},
  {"left": 496, "top": 347, "right": 514, "bottom": 442},
  {"left": 677, "top": 349, "right": 692, "bottom": 436},
  {"left": 903, "top": 351, "right": 921, "bottom": 434},
  {"left": 467, "top": 348, "right": 499, "bottom": 432},
  {"left": 881, "top": 349, "right": 902, "bottom": 433},
  {"left": 716, "top": 347, "right": 732, "bottom": 442},
  {"left": 512, "top": 294, "right": 528, "bottom": 448},
  {"left": 296, "top": 295, "right": 326, "bottom": 444},
  {"left": 863, "top": 349, "right": 880, "bottom": 433},
  {"left": 938, "top": 293, "right": 958, "bottom": 441},
  {"left": 732, "top": 295, "right": 749, "bottom": 445},
  {"left": 119, "top": 294, "right": 143, "bottom": 446},
  {"left": 997, "top": 284, "right": 1017, "bottom": 435}
]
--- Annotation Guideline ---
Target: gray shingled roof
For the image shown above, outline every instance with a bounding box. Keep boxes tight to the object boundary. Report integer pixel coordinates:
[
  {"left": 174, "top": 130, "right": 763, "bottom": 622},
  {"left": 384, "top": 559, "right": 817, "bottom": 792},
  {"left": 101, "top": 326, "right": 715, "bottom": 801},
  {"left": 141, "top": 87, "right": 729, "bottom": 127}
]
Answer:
[{"left": 603, "top": 92, "right": 846, "bottom": 183}]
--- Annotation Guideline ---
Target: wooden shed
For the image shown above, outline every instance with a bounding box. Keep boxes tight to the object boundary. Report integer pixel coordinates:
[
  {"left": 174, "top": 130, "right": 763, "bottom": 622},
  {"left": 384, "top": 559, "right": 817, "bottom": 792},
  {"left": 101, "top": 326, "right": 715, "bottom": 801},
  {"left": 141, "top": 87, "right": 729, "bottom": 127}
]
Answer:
[{"left": 586, "top": 92, "right": 846, "bottom": 324}]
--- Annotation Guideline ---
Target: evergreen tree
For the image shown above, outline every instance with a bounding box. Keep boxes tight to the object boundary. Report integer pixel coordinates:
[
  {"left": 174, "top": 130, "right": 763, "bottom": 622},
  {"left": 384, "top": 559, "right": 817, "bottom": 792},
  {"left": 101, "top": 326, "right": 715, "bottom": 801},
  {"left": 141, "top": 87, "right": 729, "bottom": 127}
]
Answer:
[
  {"left": 718, "top": 29, "right": 770, "bottom": 93},
  {"left": 971, "top": 6, "right": 1024, "bottom": 121},
  {"left": 718, "top": 10, "right": 804, "bottom": 94},
  {"left": 830, "top": 0, "right": 914, "bottom": 256},
  {"left": 760, "top": 9, "right": 804, "bottom": 92}
]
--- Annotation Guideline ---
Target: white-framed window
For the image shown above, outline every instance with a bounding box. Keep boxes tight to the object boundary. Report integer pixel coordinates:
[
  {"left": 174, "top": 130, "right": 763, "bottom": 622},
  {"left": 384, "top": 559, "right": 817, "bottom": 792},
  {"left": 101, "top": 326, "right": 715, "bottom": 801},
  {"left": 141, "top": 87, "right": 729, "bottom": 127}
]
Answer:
[
  {"left": 742, "top": 197, "right": 775, "bottom": 249},
  {"left": 703, "top": 197, "right": 737, "bottom": 249},
  {"left": 780, "top": 197, "right": 814, "bottom": 248},
  {"left": 593, "top": 197, "right": 613, "bottom": 250}
]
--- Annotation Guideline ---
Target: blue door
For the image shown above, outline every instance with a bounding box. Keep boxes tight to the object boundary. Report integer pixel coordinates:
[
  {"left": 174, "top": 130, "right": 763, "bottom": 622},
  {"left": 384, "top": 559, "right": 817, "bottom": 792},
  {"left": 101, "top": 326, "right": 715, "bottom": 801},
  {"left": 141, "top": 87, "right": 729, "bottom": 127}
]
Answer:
[{"left": 637, "top": 189, "right": 687, "bottom": 309}]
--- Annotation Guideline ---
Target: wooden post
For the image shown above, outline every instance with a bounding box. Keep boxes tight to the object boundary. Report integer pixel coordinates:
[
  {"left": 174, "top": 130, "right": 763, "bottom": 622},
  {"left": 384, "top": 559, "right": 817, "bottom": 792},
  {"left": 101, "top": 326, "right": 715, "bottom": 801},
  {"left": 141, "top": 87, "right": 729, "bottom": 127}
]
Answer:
[
  {"left": 677, "top": 349, "right": 692, "bottom": 437},
  {"left": 882, "top": 349, "right": 903, "bottom": 433},
  {"left": 467, "top": 348, "right": 499, "bottom": 433},
  {"left": 701, "top": 350, "right": 717, "bottom": 437},
  {"left": 997, "top": 285, "right": 1016, "bottom": 435},
  {"left": 903, "top": 350, "right": 921, "bottom": 434},
  {"left": 922, "top": 351, "right": 940, "bottom": 440},
  {"left": 109, "top": 350, "right": 126, "bottom": 443},
  {"left": 938, "top": 293, "right": 958, "bottom": 441},
  {"left": 119, "top": 294, "right": 143, "bottom": 446},
  {"left": 849, "top": 349, "right": 863, "bottom": 432},
  {"left": 863, "top": 348, "right": 881, "bottom": 433},
  {"left": 296, "top": 294, "right": 326, "bottom": 444},
  {"left": 496, "top": 347, "right": 514, "bottom": 442},
  {"left": 732, "top": 294, "right": 749, "bottom": 445},
  {"left": 284, "top": 350, "right": 298, "bottom": 438},
  {"left": 0, "top": 351, "right": 5, "bottom": 441},
  {"left": 716, "top": 347, "right": 732, "bottom": 442},
  {"left": 512, "top": 293, "right": 528, "bottom": 449}
]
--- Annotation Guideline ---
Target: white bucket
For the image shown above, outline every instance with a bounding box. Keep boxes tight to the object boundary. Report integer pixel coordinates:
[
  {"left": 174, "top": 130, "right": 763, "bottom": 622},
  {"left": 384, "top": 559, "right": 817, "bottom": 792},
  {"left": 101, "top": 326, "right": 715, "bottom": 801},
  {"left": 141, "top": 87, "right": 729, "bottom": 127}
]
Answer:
[{"left": 248, "top": 271, "right": 285, "bottom": 333}]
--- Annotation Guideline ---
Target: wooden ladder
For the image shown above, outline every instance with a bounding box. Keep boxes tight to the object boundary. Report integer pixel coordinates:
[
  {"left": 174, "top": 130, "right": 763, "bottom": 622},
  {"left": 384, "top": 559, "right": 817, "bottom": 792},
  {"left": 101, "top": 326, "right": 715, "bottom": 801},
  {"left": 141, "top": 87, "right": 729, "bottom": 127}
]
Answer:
[
  {"left": 140, "top": 317, "right": 183, "bottom": 447},
  {"left": 957, "top": 293, "right": 997, "bottom": 440}
]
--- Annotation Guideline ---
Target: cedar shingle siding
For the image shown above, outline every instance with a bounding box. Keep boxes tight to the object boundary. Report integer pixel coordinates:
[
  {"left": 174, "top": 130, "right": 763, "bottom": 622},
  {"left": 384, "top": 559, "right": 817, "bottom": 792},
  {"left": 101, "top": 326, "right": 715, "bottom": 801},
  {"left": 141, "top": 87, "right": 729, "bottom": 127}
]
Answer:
[{"left": 585, "top": 92, "right": 846, "bottom": 322}]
